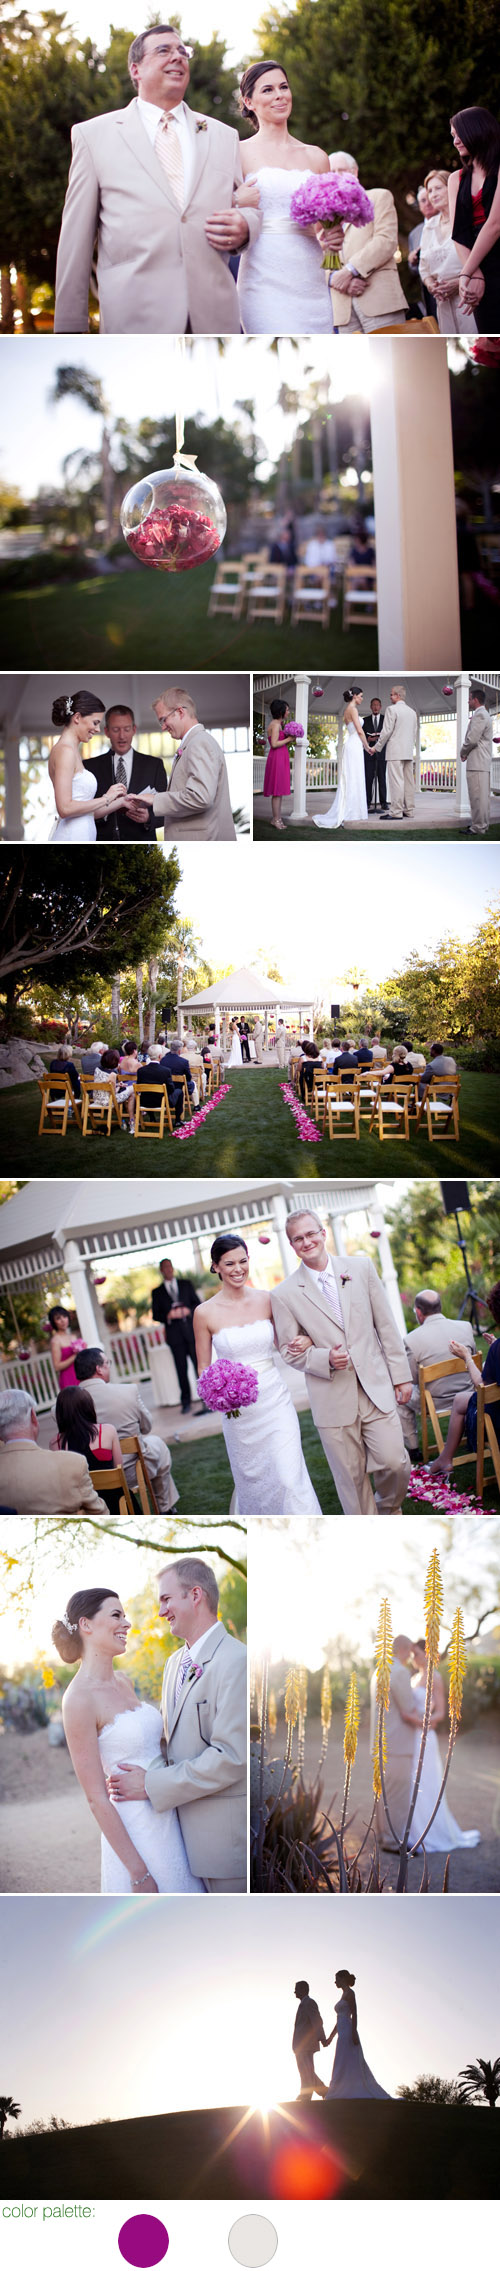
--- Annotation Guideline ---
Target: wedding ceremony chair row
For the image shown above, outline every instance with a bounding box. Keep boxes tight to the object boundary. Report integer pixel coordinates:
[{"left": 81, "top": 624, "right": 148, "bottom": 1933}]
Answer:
[
  {"left": 291, "top": 565, "right": 331, "bottom": 629},
  {"left": 88, "top": 1460, "right": 137, "bottom": 1518},
  {"left": 414, "top": 1076, "right": 461, "bottom": 1143},
  {"left": 80, "top": 1075, "right": 124, "bottom": 1137},
  {"left": 342, "top": 562, "right": 378, "bottom": 632},
  {"left": 418, "top": 1358, "right": 500, "bottom": 1501},
  {"left": 133, "top": 1082, "right": 174, "bottom": 1140},
  {"left": 475, "top": 1382, "right": 500, "bottom": 1497},
  {"left": 117, "top": 1433, "right": 161, "bottom": 1520},
  {"left": 37, "top": 1071, "right": 82, "bottom": 1138}
]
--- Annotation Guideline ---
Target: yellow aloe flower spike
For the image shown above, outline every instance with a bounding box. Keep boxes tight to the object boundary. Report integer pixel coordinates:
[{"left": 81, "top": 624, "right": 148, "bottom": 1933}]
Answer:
[
  {"left": 284, "top": 1667, "right": 300, "bottom": 1728},
  {"left": 268, "top": 1689, "right": 277, "bottom": 1737},
  {"left": 373, "top": 1723, "right": 386, "bottom": 1800},
  {"left": 297, "top": 1665, "right": 308, "bottom": 1718},
  {"left": 424, "top": 1548, "right": 444, "bottom": 1666},
  {"left": 321, "top": 1667, "right": 332, "bottom": 1732},
  {"left": 375, "top": 1597, "right": 393, "bottom": 1710},
  {"left": 344, "top": 1668, "right": 360, "bottom": 1766},
  {"left": 448, "top": 1606, "right": 467, "bottom": 1722}
]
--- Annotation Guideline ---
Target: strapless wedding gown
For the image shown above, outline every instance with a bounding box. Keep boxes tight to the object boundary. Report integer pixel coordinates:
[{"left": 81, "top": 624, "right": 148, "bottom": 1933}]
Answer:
[
  {"left": 50, "top": 768, "right": 98, "bottom": 842},
  {"left": 314, "top": 724, "right": 368, "bottom": 830},
  {"left": 98, "top": 1700, "right": 204, "bottom": 1893},
  {"left": 226, "top": 1031, "right": 243, "bottom": 1068},
  {"left": 409, "top": 1685, "right": 480, "bottom": 1851},
  {"left": 327, "top": 1997, "right": 390, "bottom": 2099},
  {"left": 237, "top": 169, "right": 333, "bottom": 333},
  {"left": 212, "top": 1319, "right": 322, "bottom": 1517}
]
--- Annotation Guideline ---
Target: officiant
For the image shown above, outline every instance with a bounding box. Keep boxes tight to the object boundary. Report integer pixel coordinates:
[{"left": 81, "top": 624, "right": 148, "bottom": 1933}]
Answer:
[
  {"left": 363, "top": 697, "right": 388, "bottom": 814},
  {"left": 91, "top": 704, "right": 168, "bottom": 839},
  {"left": 152, "top": 1257, "right": 201, "bottom": 1414}
]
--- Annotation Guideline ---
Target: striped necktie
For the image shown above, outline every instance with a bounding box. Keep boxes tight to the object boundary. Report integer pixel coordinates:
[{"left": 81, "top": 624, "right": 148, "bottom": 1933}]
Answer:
[
  {"left": 174, "top": 1647, "right": 191, "bottom": 1703},
  {"left": 114, "top": 755, "right": 127, "bottom": 785},
  {"left": 155, "top": 113, "right": 184, "bottom": 207}
]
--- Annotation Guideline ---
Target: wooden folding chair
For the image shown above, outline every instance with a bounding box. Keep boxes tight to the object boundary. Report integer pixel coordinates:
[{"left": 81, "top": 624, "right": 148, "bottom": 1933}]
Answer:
[
  {"left": 326, "top": 1076, "right": 360, "bottom": 1140},
  {"left": 171, "top": 1073, "right": 192, "bottom": 1122},
  {"left": 291, "top": 565, "right": 330, "bottom": 630},
  {"left": 355, "top": 1066, "right": 383, "bottom": 1122},
  {"left": 343, "top": 562, "right": 377, "bottom": 632},
  {"left": 418, "top": 1354, "right": 476, "bottom": 1471},
  {"left": 133, "top": 1081, "right": 174, "bottom": 1140},
  {"left": 208, "top": 560, "right": 246, "bottom": 618},
  {"left": 415, "top": 1076, "right": 460, "bottom": 1144},
  {"left": 37, "top": 1073, "right": 82, "bottom": 1137},
  {"left": 89, "top": 1464, "right": 137, "bottom": 1516},
  {"left": 309, "top": 1065, "right": 339, "bottom": 1131},
  {"left": 118, "top": 1434, "right": 161, "bottom": 1519},
  {"left": 247, "top": 564, "right": 287, "bottom": 625},
  {"left": 476, "top": 1382, "right": 500, "bottom": 1498},
  {"left": 80, "top": 1075, "right": 123, "bottom": 1137},
  {"left": 369, "top": 1076, "right": 410, "bottom": 1143}
]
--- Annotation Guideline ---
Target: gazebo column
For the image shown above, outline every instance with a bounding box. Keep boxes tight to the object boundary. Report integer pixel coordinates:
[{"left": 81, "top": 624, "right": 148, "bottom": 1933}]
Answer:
[
  {"left": 370, "top": 340, "right": 461, "bottom": 667},
  {"left": 264, "top": 1009, "right": 269, "bottom": 1049},
  {"left": 214, "top": 1007, "right": 221, "bottom": 1041},
  {"left": 415, "top": 712, "right": 421, "bottom": 792},
  {"left": 271, "top": 1194, "right": 294, "bottom": 1277},
  {"left": 329, "top": 1210, "right": 347, "bottom": 1257},
  {"left": 4, "top": 733, "right": 24, "bottom": 839},
  {"left": 60, "top": 1240, "right": 110, "bottom": 1350},
  {"left": 368, "top": 1207, "right": 405, "bottom": 1332},
  {"left": 308, "top": 1002, "right": 314, "bottom": 1040},
  {"left": 454, "top": 673, "right": 471, "bottom": 818},
  {"left": 290, "top": 672, "right": 311, "bottom": 823}
]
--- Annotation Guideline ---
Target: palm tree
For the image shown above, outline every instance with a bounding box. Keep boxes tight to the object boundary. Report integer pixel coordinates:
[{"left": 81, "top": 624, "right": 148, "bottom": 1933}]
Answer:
[
  {"left": 49, "top": 366, "right": 116, "bottom": 548},
  {"left": 458, "top": 2058, "right": 500, "bottom": 2111},
  {"left": 0, "top": 2096, "right": 21, "bottom": 2141}
]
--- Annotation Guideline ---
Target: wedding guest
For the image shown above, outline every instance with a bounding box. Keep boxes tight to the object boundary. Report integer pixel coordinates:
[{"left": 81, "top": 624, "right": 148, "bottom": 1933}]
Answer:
[
  {"left": 133, "top": 1042, "right": 176, "bottom": 1116},
  {"left": 356, "top": 1036, "right": 373, "bottom": 1066},
  {"left": 370, "top": 1033, "right": 387, "bottom": 1064},
  {"left": 156, "top": 1043, "right": 196, "bottom": 1122},
  {"left": 407, "top": 184, "right": 437, "bottom": 317},
  {"left": 74, "top": 1347, "right": 178, "bottom": 1511},
  {"left": 450, "top": 105, "right": 500, "bottom": 332},
  {"left": 418, "top": 169, "right": 463, "bottom": 333},
  {"left": 459, "top": 683, "right": 493, "bottom": 836},
  {"left": 0, "top": 1389, "right": 108, "bottom": 1516},
  {"left": 253, "top": 1017, "right": 265, "bottom": 1064},
  {"left": 401, "top": 1288, "right": 476, "bottom": 1453},
  {"left": 418, "top": 1042, "right": 457, "bottom": 1099},
  {"left": 428, "top": 1280, "right": 500, "bottom": 1476},
  {"left": 322, "top": 150, "right": 408, "bottom": 330},
  {"left": 80, "top": 1039, "right": 107, "bottom": 1074},
  {"left": 117, "top": 1039, "right": 141, "bottom": 1080},
  {"left": 92, "top": 1048, "right": 136, "bottom": 1133},
  {"left": 405, "top": 1042, "right": 427, "bottom": 1070},
  {"left": 152, "top": 1256, "right": 200, "bottom": 1413},
  {"left": 382, "top": 1045, "right": 409, "bottom": 1084},
  {"left": 304, "top": 522, "right": 338, "bottom": 577},
  {"left": 276, "top": 1020, "right": 288, "bottom": 1069},
  {"left": 298, "top": 1038, "right": 321, "bottom": 1098},
  {"left": 55, "top": 1386, "right": 122, "bottom": 1512},
  {"left": 349, "top": 524, "right": 376, "bottom": 584},
  {"left": 363, "top": 696, "right": 388, "bottom": 814},
  {"left": 262, "top": 696, "right": 291, "bottom": 832},
  {"left": 335, "top": 1040, "right": 360, "bottom": 1083},
  {"left": 49, "top": 1045, "right": 81, "bottom": 1101}
]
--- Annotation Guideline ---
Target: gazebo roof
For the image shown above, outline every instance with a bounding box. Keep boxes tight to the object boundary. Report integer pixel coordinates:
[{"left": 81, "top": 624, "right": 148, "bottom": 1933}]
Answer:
[
  {"left": 183, "top": 965, "right": 313, "bottom": 1009},
  {"left": 0, "top": 1178, "right": 381, "bottom": 1282},
  {"left": 254, "top": 672, "right": 500, "bottom": 718},
  {"left": 0, "top": 674, "right": 250, "bottom": 734}
]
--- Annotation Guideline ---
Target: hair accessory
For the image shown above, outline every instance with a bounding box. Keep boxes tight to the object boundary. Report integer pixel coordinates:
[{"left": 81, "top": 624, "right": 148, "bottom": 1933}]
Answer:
[
  {"left": 65, "top": 696, "right": 73, "bottom": 719},
  {"left": 61, "top": 1611, "right": 77, "bottom": 1633}
]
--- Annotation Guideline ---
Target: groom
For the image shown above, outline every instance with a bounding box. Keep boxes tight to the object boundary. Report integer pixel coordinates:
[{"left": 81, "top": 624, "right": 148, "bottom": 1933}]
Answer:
[
  {"left": 54, "top": 24, "right": 260, "bottom": 333},
  {"left": 271, "top": 1212, "right": 412, "bottom": 1516},
  {"left": 107, "top": 1557, "right": 247, "bottom": 1891}
]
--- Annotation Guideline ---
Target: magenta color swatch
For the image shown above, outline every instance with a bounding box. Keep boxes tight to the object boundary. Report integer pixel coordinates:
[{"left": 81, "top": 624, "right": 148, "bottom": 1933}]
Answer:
[{"left": 118, "top": 2214, "right": 169, "bottom": 2267}]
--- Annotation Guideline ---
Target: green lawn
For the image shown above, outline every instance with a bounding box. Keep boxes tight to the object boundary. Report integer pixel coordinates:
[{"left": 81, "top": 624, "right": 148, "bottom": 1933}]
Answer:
[
  {"left": 162, "top": 1409, "right": 500, "bottom": 1517},
  {"left": 0, "top": 565, "right": 378, "bottom": 670},
  {"left": 254, "top": 816, "right": 500, "bottom": 843},
  {"left": 2, "top": 1065, "right": 499, "bottom": 1177}
]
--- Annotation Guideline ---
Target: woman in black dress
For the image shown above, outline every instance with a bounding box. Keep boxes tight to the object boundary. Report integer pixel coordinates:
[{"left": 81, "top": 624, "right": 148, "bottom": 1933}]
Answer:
[{"left": 449, "top": 106, "right": 500, "bottom": 332}]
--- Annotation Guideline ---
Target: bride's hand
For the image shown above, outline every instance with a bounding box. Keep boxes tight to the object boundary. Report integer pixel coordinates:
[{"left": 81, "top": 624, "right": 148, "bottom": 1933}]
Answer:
[
  {"left": 234, "top": 175, "right": 260, "bottom": 208},
  {"left": 133, "top": 1870, "right": 158, "bottom": 1894},
  {"left": 106, "top": 782, "right": 127, "bottom": 803}
]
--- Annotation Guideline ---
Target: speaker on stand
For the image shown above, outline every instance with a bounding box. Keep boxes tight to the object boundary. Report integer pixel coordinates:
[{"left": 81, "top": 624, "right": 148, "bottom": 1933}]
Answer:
[{"left": 439, "top": 1182, "right": 486, "bottom": 1331}]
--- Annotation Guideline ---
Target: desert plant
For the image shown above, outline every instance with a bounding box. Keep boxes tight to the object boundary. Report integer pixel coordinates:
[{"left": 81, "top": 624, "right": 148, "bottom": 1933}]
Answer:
[
  {"left": 458, "top": 2058, "right": 500, "bottom": 2111},
  {"left": 0, "top": 2097, "right": 21, "bottom": 2141},
  {"left": 397, "top": 2075, "right": 461, "bottom": 2104}
]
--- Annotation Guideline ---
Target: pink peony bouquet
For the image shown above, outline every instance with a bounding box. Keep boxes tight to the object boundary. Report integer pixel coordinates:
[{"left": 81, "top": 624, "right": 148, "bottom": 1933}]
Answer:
[
  {"left": 290, "top": 171, "right": 374, "bottom": 269},
  {"left": 282, "top": 721, "right": 304, "bottom": 741},
  {"left": 197, "top": 1357, "right": 259, "bottom": 1419}
]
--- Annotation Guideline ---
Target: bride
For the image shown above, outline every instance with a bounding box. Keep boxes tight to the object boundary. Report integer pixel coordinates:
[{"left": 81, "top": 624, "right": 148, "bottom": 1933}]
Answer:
[
  {"left": 49, "top": 691, "right": 128, "bottom": 841},
  {"left": 53, "top": 1587, "right": 204, "bottom": 1893},
  {"left": 314, "top": 689, "right": 369, "bottom": 830},
  {"left": 326, "top": 1971, "right": 391, "bottom": 2099},
  {"left": 194, "top": 1233, "right": 323, "bottom": 1518},
  {"left": 408, "top": 1640, "right": 480, "bottom": 1852},
  {"left": 226, "top": 1021, "right": 243, "bottom": 1068},
  {"left": 235, "top": 59, "right": 333, "bottom": 333}
]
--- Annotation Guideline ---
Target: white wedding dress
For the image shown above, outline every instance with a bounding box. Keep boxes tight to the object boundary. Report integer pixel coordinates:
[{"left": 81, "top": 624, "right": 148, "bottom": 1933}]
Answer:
[
  {"left": 212, "top": 1319, "right": 322, "bottom": 1518},
  {"left": 237, "top": 169, "right": 333, "bottom": 334},
  {"left": 50, "top": 768, "right": 98, "bottom": 842},
  {"left": 327, "top": 1997, "right": 390, "bottom": 2099},
  {"left": 314, "top": 724, "right": 368, "bottom": 830},
  {"left": 226, "top": 1031, "right": 243, "bottom": 1068},
  {"left": 98, "top": 1700, "right": 204, "bottom": 1893},
  {"left": 409, "top": 1685, "right": 480, "bottom": 1851}
]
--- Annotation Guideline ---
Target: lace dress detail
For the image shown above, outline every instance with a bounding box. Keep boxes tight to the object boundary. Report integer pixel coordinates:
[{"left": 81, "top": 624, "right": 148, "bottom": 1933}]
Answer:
[
  {"left": 238, "top": 169, "right": 333, "bottom": 334},
  {"left": 98, "top": 1701, "right": 204, "bottom": 1892},
  {"left": 212, "top": 1319, "right": 322, "bottom": 1517}
]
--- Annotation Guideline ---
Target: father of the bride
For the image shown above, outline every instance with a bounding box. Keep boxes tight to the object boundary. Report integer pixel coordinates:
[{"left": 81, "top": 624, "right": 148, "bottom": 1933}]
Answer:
[
  {"left": 271, "top": 1211, "right": 412, "bottom": 1515},
  {"left": 107, "top": 1557, "right": 247, "bottom": 1892},
  {"left": 54, "top": 24, "right": 260, "bottom": 333},
  {"left": 91, "top": 704, "right": 168, "bottom": 840}
]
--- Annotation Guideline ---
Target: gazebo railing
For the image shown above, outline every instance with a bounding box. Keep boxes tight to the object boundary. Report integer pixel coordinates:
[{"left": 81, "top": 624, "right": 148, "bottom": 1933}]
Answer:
[
  {"left": 253, "top": 753, "right": 338, "bottom": 793},
  {"left": 0, "top": 1350, "right": 58, "bottom": 1411},
  {"left": 108, "top": 1324, "right": 163, "bottom": 1384},
  {"left": 253, "top": 752, "right": 500, "bottom": 795},
  {"left": 0, "top": 1327, "right": 163, "bottom": 1413}
]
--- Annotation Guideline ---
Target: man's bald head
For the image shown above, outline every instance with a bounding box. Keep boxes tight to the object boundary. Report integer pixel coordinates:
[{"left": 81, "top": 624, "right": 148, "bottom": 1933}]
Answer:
[{"left": 414, "top": 1289, "right": 442, "bottom": 1321}]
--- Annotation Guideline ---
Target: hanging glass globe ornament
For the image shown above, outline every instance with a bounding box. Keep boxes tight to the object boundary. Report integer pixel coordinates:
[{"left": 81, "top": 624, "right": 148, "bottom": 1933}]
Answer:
[{"left": 120, "top": 339, "right": 226, "bottom": 573}]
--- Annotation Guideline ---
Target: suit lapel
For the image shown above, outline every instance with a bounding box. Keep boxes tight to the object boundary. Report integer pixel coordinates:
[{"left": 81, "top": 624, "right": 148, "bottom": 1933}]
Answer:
[
  {"left": 185, "top": 108, "right": 211, "bottom": 204},
  {"left": 296, "top": 1259, "right": 339, "bottom": 1327},
  {"left": 332, "top": 1255, "right": 352, "bottom": 1338},
  {"left": 117, "top": 99, "right": 181, "bottom": 210}
]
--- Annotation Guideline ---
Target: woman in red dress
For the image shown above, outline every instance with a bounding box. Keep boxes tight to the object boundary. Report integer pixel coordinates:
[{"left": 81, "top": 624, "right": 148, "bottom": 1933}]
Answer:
[{"left": 263, "top": 696, "right": 291, "bottom": 830}]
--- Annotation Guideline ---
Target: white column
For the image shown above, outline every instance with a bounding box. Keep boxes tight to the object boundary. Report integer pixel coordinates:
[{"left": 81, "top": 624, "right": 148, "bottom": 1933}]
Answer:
[
  {"left": 264, "top": 1008, "right": 269, "bottom": 1049},
  {"left": 178, "top": 1006, "right": 185, "bottom": 1041},
  {"left": 455, "top": 674, "right": 471, "bottom": 818},
  {"left": 308, "top": 1002, "right": 314, "bottom": 1039},
  {"left": 330, "top": 1211, "right": 347, "bottom": 1257},
  {"left": 4, "top": 735, "right": 24, "bottom": 839},
  {"left": 368, "top": 1208, "right": 405, "bottom": 1333},
  {"left": 271, "top": 1194, "right": 294, "bottom": 1277},
  {"left": 370, "top": 339, "right": 461, "bottom": 668},
  {"left": 61, "top": 1241, "right": 108, "bottom": 1348},
  {"left": 415, "top": 712, "right": 421, "bottom": 792},
  {"left": 291, "top": 672, "right": 311, "bottom": 823},
  {"left": 215, "top": 1006, "right": 221, "bottom": 1041}
]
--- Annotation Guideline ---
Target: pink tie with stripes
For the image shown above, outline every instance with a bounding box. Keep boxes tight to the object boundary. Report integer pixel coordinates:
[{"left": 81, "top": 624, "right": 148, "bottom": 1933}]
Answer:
[{"left": 155, "top": 113, "right": 185, "bottom": 208}]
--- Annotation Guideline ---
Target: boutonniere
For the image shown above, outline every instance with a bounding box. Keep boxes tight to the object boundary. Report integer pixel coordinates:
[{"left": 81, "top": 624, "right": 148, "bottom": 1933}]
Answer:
[
  {"left": 189, "top": 1663, "right": 204, "bottom": 1679},
  {"left": 340, "top": 1273, "right": 351, "bottom": 1288},
  {"left": 196, "top": 118, "right": 208, "bottom": 133}
]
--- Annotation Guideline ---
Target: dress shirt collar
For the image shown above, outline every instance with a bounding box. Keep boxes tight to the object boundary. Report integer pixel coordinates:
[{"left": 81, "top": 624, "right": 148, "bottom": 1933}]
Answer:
[
  {"left": 137, "top": 96, "right": 186, "bottom": 136},
  {"left": 184, "top": 1620, "right": 220, "bottom": 1658},
  {"left": 180, "top": 722, "right": 202, "bottom": 747}
]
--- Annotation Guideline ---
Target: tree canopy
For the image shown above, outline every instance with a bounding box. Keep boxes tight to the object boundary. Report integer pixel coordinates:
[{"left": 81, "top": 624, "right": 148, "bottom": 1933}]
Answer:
[{"left": 0, "top": 846, "right": 180, "bottom": 1006}]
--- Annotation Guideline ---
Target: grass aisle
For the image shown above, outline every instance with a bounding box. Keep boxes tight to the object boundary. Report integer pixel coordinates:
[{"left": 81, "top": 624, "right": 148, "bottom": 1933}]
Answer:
[
  {"left": 2, "top": 1066, "right": 499, "bottom": 1176},
  {"left": 0, "top": 568, "right": 378, "bottom": 671},
  {"left": 253, "top": 816, "right": 500, "bottom": 843},
  {"left": 170, "top": 1415, "right": 500, "bottom": 1517}
]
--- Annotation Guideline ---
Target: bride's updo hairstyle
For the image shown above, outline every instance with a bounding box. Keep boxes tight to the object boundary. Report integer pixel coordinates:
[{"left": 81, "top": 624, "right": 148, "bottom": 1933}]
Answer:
[
  {"left": 52, "top": 1587, "right": 118, "bottom": 1665},
  {"left": 336, "top": 1969, "right": 356, "bottom": 1987},
  {"left": 210, "top": 1232, "right": 249, "bottom": 1276},
  {"left": 343, "top": 688, "right": 363, "bottom": 702},
  {"left": 239, "top": 58, "right": 290, "bottom": 127},
  {"left": 51, "top": 690, "right": 104, "bottom": 727}
]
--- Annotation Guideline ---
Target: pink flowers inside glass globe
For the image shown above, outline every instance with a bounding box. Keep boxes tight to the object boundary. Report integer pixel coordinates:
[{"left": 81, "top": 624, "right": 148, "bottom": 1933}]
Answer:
[{"left": 120, "top": 465, "right": 227, "bottom": 574}]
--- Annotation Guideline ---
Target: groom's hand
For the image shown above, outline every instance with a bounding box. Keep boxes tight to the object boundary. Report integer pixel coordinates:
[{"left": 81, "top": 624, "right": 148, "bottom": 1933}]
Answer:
[
  {"left": 328, "top": 1343, "right": 350, "bottom": 1370},
  {"left": 316, "top": 223, "right": 344, "bottom": 251},
  {"left": 394, "top": 1382, "right": 412, "bottom": 1405},
  {"left": 205, "top": 210, "right": 250, "bottom": 250},
  {"left": 107, "top": 1763, "right": 147, "bottom": 1800}
]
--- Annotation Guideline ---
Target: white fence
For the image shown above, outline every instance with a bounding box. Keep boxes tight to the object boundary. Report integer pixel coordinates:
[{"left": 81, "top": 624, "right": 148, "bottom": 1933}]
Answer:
[
  {"left": 253, "top": 750, "right": 500, "bottom": 796},
  {"left": 253, "top": 752, "right": 338, "bottom": 794},
  {"left": 108, "top": 1325, "right": 163, "bottom": 1383},
  {"left": 0, "top": 1351, "right": 58, "bottom": 1411},
  {"left": 0, "top": 1326, "right": 162, "bottom": 1413}
]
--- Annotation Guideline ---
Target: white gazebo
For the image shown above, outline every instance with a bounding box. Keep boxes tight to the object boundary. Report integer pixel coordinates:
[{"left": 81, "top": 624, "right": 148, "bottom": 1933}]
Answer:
[
  {"left": 179, "top": 965, "right": 315, "bottom": 1046},
  {"left": 0, "top": 673, "right": 250, "bottom": 840},
  {"left": 254, "top": 671, "right": 500, "bottom": 826},
  {"left": 0, "top": 1176, "right": 404, "bottom": 1408}
]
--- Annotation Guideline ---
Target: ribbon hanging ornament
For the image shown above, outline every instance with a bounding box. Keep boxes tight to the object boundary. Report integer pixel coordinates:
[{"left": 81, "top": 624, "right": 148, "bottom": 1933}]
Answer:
[{"left": 120, "top": 339, "right": 227, "bottom": 572}]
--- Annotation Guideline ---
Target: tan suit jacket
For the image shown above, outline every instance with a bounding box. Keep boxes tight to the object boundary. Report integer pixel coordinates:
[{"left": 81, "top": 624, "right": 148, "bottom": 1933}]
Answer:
[
  {"left": 404, "top": 1313, "right": 475, "bottom": 1404},
  {"left": 144, "top": 1624, "right": 247, "bottom": 1883},
  {"left": 54, "top": 99, "right": 260, "bottom": 334},
  {"left": 153, "top": 726, "right": 236, "bottom": 841},
  {"left": 374, "top": 701, "right": 417, "bottom": 764},
  {"left": 460, "top": 706, "right": 493, "bottom": 773},
  {"left": 330, "top": 187, "right": 408, "bottom": 328},
  {"left": 271, "top": 1254, "right": 411, "bottom": 1427},
  {"left": 0, "top": 1439, "right": 107, "bottom": 1518}
]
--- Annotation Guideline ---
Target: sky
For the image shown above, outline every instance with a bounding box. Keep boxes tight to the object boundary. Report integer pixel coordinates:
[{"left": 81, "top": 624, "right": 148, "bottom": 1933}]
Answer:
[
  {"left": 172, "top": 840, "right": 497, "bottom": 999},
  {"left": 0, "top": 1509, "right": 242, "bottom": 1662},
  {"left": 2, "top": 1892, "right": 499, "bottom": 2123},
  {"left": 247, "top": 1514, "right": 500, "bottom": 1663}
]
